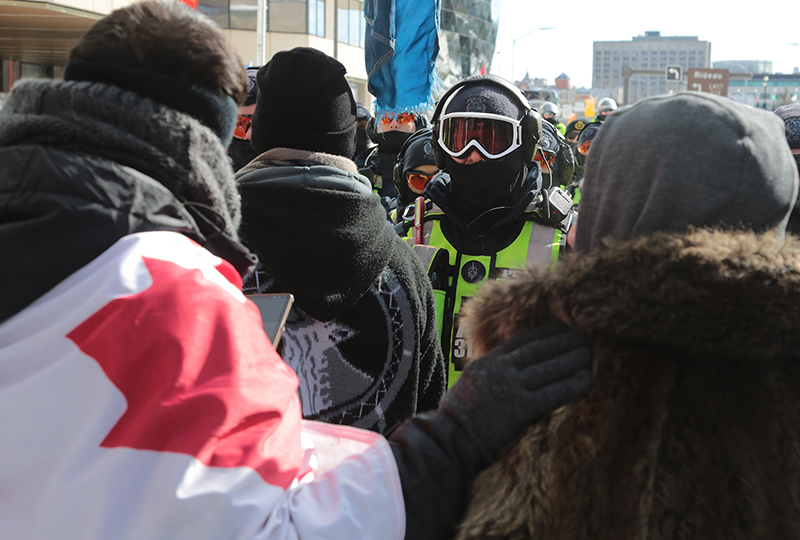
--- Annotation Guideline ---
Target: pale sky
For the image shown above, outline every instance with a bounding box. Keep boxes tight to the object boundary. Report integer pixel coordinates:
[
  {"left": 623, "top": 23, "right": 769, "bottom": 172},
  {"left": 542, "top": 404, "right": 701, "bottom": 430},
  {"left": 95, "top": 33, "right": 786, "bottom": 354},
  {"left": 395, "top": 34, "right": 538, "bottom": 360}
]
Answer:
[{"left": 489, "top": 0, "right": 800, "bottom": 89}]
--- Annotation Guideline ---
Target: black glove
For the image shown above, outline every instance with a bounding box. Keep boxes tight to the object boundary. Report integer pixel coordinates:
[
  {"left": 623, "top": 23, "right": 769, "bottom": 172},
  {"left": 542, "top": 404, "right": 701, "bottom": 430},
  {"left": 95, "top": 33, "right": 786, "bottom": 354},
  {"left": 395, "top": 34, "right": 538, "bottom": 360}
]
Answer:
[{"left": 440, "top": 322, "right": 593, "bottom": 461}]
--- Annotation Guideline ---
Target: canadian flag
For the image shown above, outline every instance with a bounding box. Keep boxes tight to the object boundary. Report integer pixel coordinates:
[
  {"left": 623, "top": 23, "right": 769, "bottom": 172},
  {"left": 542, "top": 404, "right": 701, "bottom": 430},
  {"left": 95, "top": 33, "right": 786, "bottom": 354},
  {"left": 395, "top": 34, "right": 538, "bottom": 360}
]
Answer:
[{"left": 0, "top": 231, "right": 403, "bottom": 540}]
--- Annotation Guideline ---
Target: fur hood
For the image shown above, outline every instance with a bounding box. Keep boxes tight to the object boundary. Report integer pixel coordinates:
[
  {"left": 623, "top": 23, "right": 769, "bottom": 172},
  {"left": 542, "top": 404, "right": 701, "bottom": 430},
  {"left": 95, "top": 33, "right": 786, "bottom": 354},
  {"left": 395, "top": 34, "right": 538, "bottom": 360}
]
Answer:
[{"left": 457, "top": 229, "right": 800, "bottom": 540}]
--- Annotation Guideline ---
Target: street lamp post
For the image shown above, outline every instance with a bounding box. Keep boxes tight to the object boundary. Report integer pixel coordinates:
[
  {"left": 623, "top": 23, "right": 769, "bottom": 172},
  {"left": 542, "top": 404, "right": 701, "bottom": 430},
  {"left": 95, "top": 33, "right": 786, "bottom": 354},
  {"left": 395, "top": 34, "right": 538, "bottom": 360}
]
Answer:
[
  {"left": 256, "top": 0, "right": 266, "bottom": 65},
  {"left": 511, "top": 27, "right": 554, "bottom": 83}
]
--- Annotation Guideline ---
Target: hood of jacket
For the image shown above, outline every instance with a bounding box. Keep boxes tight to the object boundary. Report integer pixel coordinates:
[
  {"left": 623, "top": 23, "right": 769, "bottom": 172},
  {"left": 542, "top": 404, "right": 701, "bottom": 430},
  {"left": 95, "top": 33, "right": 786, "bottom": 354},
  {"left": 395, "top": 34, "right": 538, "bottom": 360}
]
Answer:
[
  {"left": 465, "top": 228, "right": 800, "bottom": 359},
  {"left": 0, "top": 79, "right": 255, "bottom": 324},
  {"left": 236, "top": 147, "right": 397, "bottom": 320},
  {"left": 457, "top": 228, "right": 800, "bottom": 540},
  {"left": 575, "top": 92, "right": 798, "bottom": 254}
]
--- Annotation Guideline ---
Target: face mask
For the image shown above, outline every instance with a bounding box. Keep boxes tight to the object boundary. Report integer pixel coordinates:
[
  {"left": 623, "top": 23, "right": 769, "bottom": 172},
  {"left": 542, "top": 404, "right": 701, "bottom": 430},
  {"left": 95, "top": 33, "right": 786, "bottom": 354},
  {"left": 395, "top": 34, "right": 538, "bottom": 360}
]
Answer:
[
  {"left": 444, "top": 150, "right": 525, "bottom": 221},
  {"left": 378, "top": 130, "right": 413, "bottom": 154},
  {"left": 228, "top": 139, "right": 260, "bottom": 172}
]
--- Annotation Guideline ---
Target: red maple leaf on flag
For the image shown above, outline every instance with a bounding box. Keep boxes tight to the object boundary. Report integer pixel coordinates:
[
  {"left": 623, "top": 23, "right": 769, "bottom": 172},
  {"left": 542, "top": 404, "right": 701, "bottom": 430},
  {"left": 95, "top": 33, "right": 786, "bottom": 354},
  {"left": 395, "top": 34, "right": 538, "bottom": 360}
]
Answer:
[
  {"left": 68, "top": 256, "right": 302, "bottom": 488},
  {"left": 178, "top": 0, "right": 199, "bottom": 9}
]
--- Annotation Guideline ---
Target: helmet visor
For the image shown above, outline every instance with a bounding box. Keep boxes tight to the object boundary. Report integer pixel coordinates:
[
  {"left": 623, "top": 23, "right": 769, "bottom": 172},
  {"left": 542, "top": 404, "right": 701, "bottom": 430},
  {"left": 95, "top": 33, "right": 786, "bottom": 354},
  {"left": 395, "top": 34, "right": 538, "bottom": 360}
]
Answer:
[{"left": 439, "top": 113, "right": 521, "bottom": 159}]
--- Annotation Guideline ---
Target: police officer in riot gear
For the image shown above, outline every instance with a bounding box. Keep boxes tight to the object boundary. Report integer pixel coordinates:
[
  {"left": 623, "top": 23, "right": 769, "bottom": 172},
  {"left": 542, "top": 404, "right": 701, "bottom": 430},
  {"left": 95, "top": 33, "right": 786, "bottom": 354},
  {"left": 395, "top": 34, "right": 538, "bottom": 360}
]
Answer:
[
  {"left": 539, "top": 101, "right": 566, "bottom": 135},
  {"left": 594, "top": 97, "right": 618, "bottom": 123},
  {"left": 358, "top": 111, "right": 430, "bottom": 216},
  {"left": 400, "top": 75, "right": 574, "bottom": 387}
]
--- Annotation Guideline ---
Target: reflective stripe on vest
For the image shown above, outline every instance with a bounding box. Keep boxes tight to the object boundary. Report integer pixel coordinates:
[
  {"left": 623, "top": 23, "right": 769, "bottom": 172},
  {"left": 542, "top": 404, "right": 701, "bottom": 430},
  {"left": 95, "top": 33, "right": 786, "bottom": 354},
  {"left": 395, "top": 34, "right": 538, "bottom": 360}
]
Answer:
[{"left": 407, "top": 217, "right": 562, "bottom": 387}]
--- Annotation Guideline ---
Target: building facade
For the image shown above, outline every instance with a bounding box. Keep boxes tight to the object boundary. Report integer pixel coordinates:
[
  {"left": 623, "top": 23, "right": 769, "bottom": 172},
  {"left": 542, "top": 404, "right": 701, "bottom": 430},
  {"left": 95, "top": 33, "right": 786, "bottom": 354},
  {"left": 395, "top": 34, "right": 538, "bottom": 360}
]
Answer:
[
  {"left": 436, "top": 0, "right": 499, "bottom": 90},
  {"left": 195, "top": 0, "right": 370, "bottom": 103},
  {"left": 0, "top": 0, "right": 371, "bottom": 105},
  {"left": 1, "top": 0, "right": 499, "bottom": 110},
  {"left": 713, "top": 59, "right": 772, "bottom": 76},
  {"left": 593, "top": 31, "right": 710, "bottom": 103}
]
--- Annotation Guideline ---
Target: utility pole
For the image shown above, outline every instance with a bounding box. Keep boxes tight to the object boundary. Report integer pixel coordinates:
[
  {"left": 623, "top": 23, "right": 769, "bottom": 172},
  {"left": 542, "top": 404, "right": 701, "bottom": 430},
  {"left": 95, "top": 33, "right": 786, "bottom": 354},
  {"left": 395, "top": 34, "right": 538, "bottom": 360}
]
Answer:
[
  {"left": 333, "top": 0, "right": 338, "bottom": 59},
  {"left": 256, "top": 0, "right": 266, "bottom": 65}
]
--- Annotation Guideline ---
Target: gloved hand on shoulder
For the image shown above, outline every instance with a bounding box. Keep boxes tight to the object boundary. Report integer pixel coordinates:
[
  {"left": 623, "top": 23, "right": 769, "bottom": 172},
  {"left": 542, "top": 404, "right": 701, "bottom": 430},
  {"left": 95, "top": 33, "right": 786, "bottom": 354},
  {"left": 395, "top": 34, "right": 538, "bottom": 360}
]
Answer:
[
  {"left": 440, "top": 321, "right": 593, "bottom": 461},
  {"left": 389, "top": 322, "right": 592, "bottom": 540}
]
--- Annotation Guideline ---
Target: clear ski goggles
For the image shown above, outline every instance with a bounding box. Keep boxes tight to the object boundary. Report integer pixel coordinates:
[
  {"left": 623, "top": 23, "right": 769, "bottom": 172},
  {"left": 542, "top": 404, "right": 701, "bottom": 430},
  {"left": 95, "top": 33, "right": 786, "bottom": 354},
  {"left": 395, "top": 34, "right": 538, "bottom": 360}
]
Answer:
[{"left": 438, "top": 112, "right": 523, "bottom": 160}]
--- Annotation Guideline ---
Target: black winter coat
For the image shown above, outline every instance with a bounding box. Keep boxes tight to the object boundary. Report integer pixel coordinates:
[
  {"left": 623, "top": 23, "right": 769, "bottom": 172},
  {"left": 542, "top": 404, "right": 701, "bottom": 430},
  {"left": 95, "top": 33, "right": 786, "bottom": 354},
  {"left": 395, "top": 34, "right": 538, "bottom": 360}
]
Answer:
[{"left": 236, "top": 148, "right": 447, "bottom": 434}]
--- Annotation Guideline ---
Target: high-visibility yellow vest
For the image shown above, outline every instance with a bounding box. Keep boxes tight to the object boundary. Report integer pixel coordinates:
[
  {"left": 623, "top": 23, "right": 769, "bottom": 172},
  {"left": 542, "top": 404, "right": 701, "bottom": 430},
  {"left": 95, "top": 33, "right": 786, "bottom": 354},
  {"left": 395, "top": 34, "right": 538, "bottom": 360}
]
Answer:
[{"left": 405, "top": 204, "right": 564, "bottom": 387}]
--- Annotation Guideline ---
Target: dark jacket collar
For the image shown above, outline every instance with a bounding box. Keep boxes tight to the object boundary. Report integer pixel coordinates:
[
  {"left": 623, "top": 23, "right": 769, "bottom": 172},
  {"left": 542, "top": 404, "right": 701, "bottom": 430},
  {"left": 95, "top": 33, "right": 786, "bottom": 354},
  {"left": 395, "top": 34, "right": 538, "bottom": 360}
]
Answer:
[{"left": 236, "top": 150, "right": 397, "bottom": 321}]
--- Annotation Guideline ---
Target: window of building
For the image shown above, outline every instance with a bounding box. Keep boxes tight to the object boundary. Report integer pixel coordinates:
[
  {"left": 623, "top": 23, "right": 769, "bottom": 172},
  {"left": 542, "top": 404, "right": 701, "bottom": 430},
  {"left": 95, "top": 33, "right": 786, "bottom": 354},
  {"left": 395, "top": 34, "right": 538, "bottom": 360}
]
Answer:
[
  {"left": 199, "top": 0, "right": 230, "bottom": 28},
  {"left": 20, "top": 62, "right": 51, "bottom": 80},
  {"left": 270, "top": 0, "right": 306, "bottom": 33},
  {"left": 231, "top": 0, "right": 257, "bottom": 29},
  {"left": 338, "top": 0, "right": 365, "bottom": 47},
  {"left": 308, "top": 0, "right": 325, "bottom": 36}
]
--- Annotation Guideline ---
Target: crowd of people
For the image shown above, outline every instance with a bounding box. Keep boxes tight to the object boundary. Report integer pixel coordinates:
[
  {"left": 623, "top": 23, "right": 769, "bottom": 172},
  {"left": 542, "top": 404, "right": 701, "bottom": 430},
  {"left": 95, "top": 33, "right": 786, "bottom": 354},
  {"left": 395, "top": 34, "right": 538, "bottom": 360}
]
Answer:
[{"left": 1, "top": 1, "right": 800, "bottom": 539}]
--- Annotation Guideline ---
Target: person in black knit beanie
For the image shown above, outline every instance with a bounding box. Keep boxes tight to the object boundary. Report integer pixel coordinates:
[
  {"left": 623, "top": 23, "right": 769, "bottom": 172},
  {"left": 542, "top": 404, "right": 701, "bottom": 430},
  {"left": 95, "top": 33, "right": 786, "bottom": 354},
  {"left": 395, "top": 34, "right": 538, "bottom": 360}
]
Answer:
[
  {"left": 250, "top": 47, "right": 356, "bottom": 159},
  {"left": 237, "top": 47, "right": 447, "bottom": 434}
]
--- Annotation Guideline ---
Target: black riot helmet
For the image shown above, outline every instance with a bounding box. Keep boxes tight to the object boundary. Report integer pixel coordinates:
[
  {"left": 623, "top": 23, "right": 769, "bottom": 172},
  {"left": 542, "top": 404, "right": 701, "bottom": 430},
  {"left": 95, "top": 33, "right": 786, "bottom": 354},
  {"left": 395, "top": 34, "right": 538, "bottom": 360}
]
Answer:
[{"left": 535, "top": 120, "right": 575, "bottom": 189}]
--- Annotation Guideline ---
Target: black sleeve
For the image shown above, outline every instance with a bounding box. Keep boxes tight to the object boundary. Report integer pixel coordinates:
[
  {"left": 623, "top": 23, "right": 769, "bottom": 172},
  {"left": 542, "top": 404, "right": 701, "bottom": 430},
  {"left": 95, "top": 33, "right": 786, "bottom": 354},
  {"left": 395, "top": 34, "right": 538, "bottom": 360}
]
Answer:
[
  {"left": 388, "top": 410, "right": 489, "bottom": 540},
  {"left": 415, "top": 276, "right": 447, "bottom": 413}
]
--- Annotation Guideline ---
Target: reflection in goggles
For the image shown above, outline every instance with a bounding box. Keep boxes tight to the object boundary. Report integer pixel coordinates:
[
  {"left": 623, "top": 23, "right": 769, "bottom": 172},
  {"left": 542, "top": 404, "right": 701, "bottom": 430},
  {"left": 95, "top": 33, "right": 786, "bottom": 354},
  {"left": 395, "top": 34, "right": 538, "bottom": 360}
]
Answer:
[
  {"left": 406, "top": 172, "right": 436, "bottom": 191},
  {"left": 440, "top": 115, "right": 518, "bottom": 158},
  {"left": 381, "top": 112, "right": 416, "bottom": 125},
  {"left": 534, "top": 151, "right": 556, "bottom": 167},
  {"left": 578, "top": 141, "right": 593, "bottom": 156},
  {"left": 234, "top": 114, "right": 253, "bottom": 139}
]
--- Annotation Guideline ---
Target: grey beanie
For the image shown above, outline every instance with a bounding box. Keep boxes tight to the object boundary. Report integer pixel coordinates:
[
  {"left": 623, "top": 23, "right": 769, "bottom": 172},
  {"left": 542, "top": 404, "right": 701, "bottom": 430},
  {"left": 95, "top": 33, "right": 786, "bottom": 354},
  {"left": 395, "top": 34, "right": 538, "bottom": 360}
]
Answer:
[{"left": 575, "top": 91, "right": 798, "bottom": 253}]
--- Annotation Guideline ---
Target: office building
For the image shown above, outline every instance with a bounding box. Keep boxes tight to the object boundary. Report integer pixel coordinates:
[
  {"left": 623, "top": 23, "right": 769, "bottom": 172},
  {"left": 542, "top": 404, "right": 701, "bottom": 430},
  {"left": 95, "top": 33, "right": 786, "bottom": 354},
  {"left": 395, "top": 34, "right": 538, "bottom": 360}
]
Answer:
[
  {"left": 196, "top": 0, "right": 371, "bottom": 103},
  {"left": 593, "top": 31, "right": 710, "bottom": 103},
  {"left": 0, "top": 0, "right": 371, "bottom": 102},
  {"left": 713, "top": 60, "right": 772, "bottom": 75},
  {"left": 1, "top": 0, "right": 498, "bottom": 108},
  {"left": 436, "top": 0, "right": 499, "bottom": 89}
]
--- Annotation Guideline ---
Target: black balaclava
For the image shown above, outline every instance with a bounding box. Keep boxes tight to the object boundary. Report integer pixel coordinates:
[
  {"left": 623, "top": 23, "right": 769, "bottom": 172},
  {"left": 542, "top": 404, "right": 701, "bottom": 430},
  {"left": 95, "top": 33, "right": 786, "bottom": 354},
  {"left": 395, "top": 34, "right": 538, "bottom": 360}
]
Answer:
[
  {"left": 378, "top": 130, "right": 414, "bottom": 155},
  {"left": 440, "top": 83, "right": 528, "bottom": 224},
  {"left": 394, "top": 129, "right": 436, "bottom": 208},
  {"left": 575, "top": 92, "right": 798, "bottom": 254}
]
